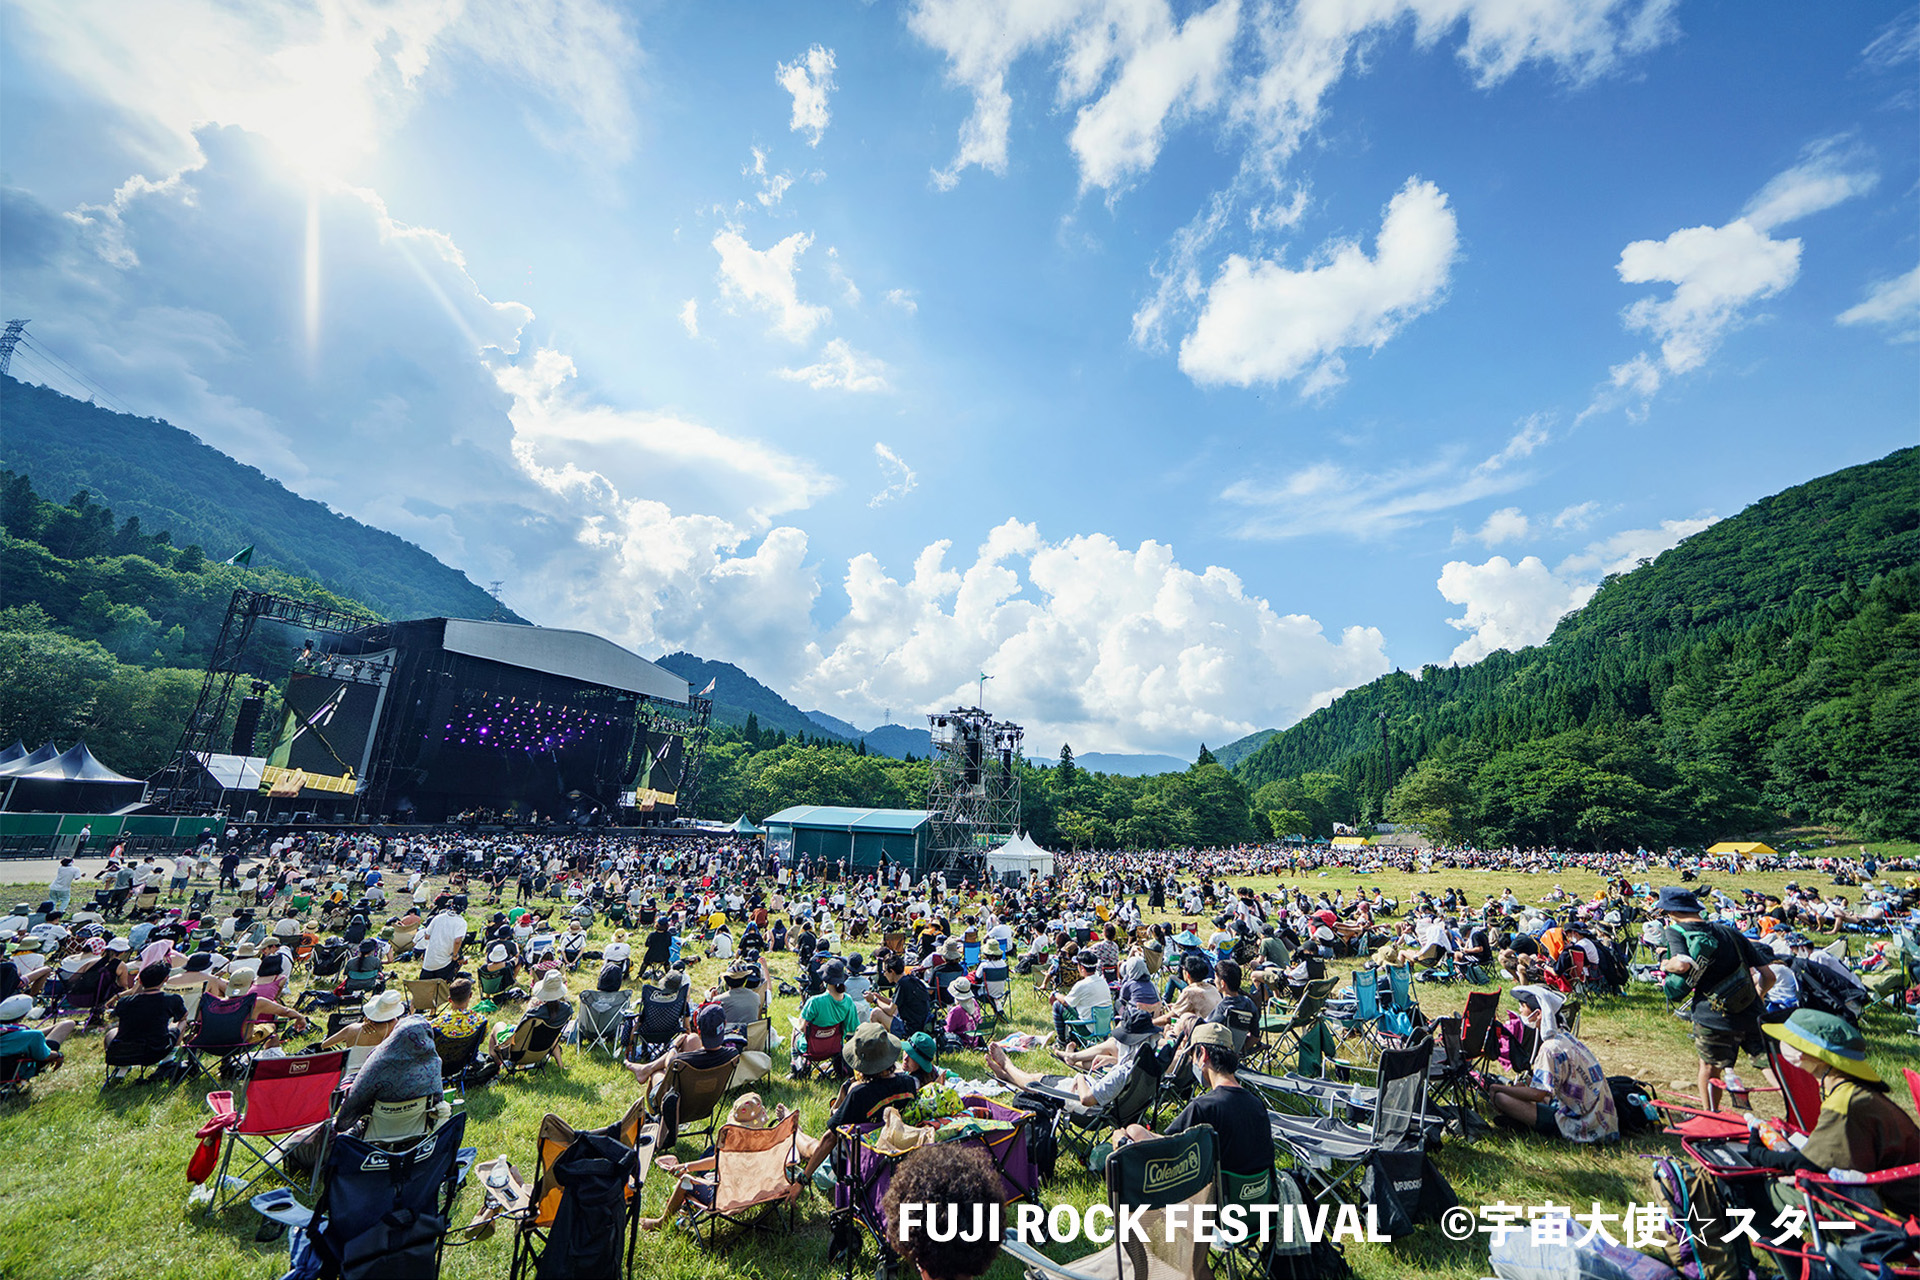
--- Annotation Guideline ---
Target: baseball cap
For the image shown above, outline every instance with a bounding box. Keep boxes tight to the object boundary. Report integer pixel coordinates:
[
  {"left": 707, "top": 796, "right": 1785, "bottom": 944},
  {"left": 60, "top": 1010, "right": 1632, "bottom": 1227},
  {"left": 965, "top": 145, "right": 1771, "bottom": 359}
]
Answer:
[
  {"left": 1191, "top": 1022, "right": 1235, "bottom": 1052},
  {"left": 696, "top": 1003, "right": 728, "bottom": 1046}
]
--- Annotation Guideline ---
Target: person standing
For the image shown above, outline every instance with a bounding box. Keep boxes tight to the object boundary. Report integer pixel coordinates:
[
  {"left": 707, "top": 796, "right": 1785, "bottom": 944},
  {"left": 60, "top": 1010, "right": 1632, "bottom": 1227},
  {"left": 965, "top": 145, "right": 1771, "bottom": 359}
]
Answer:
[
  {"left": 49, "top": 858, "right": 77, "bottom": 914},
  {"left": 1656, "top": 887, "right": 1774, "bottom": 1114}
]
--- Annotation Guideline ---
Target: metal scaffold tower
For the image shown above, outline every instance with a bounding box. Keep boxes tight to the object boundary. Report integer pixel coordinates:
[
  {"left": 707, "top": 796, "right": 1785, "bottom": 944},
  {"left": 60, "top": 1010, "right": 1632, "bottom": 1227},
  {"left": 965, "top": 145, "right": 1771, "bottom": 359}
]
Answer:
[{"left": 925, "top": 706, "right": 1023, "bottom": 875}]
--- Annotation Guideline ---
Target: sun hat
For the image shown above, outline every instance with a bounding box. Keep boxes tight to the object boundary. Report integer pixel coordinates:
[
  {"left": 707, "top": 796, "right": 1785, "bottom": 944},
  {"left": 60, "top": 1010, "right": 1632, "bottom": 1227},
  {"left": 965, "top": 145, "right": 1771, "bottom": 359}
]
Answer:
[
  {"left": 903, "top": 1031, "right": 939, "bottom": 1073},
  {"left": 227, "top": 965, "right": 259, "bottom": 989},
  {"left": 488, "top": 944, "right": 510, "bottom": 963},
  {"left": 949, "top": 977, "right": 974, "bottom": 1001},
  {"left": 0, "top": 994, "right": 34, "bottom": 1021},
  {"left": 1655, "top": 887, "right": 1703, "bottom": 914},
  {"left": 942, "top": 939, "right": 963, "bottom": 960},
  {"left": 982, "top": 939, "right": 1003, "bottom": 958},
  {"left": 532, "top": 973, "right": 568, "bottom": 1003},
  {"left": 1764, "top": 1010, "right": 1881, "bottom": 1083},
  {"left": 1173, "top": 930, "right": 1202, "bottom": 947},
  {"left": 107, "top": 937, "right": 131, "bottom": 952},
  {"left": 823, "top": 961, "right": 848, "bottom": 988},
  {"left": 843, "top": 1022, "right": 903, "bottom": 1075},
  {"left": 1511, "top": 985, "right": 1566, "bottom": 1037},
  {"left": 1113, "top": 1008, "right": 1161, "bottom": 1046},
  {"left": 659, "top": 970, "right": 686, "bottom": 993},
  {"left": 363, "top": 990, "right": 406, "bottom": 1022}
]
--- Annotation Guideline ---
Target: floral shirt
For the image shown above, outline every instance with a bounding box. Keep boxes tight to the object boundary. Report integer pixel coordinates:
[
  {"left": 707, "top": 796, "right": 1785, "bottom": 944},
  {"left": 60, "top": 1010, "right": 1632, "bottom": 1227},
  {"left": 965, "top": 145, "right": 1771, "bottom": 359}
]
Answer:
[
  {"left": 1531, "top": 1032, "right": 1619, "bottom": 1143},
  {"left": 430, "top": 1007, "right": 486, "bottom": 1039}
]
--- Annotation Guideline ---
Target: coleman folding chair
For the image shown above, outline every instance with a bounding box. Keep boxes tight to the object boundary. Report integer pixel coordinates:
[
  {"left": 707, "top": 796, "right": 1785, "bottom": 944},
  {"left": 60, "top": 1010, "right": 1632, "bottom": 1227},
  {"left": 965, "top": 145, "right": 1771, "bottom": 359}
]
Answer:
[
  {"left": 1003, "top": 1124, "right": 1220, "bottom": 1280},
  {"left": 1019, "top": 1044, "right": 1166, "bottom": 1170},
  {"left": 405, "top": 979, "right": 451, "bottom": 1015},
  {"left": 573, "top": 989, "right": 631, "bottom": 1056},
  {"left": 205, "top": 1049, "right": 348, "bottom": 1212},
  {"left": 1060, "top": 1002, "right": 1114, "bottom": 1049}
]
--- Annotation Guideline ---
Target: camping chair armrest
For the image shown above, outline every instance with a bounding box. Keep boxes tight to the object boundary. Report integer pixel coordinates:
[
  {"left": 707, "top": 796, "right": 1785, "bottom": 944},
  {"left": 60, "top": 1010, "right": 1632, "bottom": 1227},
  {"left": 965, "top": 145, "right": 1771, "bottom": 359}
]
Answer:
[
  {"left": 1001, "top": 1233, "right": 1112, "bottom": 1280},
  {"left": 1796, "top": 1161, "right": 1920, "bottom": 1189}
]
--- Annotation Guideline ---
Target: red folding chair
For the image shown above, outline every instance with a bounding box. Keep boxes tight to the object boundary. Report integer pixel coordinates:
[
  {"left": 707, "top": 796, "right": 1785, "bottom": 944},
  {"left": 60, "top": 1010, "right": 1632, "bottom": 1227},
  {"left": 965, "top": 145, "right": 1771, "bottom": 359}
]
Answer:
[
  {"left": 792, "top": 1023, "right": 847, "bottom": 1080},
  {"left": 1751, "top": 1163, "right": 1920, "bottom": 1280},
  {"left": 206, "top": 1050, "right": 348, "bottom": 1211},
  {"left": 1665, "top": 1046, "right": 1825, "bottom": 1181}
]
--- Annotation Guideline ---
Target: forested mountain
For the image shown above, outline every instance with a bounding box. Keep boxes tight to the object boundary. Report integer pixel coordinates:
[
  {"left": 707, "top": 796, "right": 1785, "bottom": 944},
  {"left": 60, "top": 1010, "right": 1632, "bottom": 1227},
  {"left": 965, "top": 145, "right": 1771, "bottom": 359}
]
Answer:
[
  {"left": 1207, "top": 731, "right": 1276, "bottom": 770},
  {"left": 0, "top": 377, "right": 516, "bottom": 623},
  {"left": 655, "top": 652, "right": 850, "bottom": 743},
  {"left": 0, "top": 472, "right": 396, "bottom": 776},
  {"left": 1235, "top": 446, "right": 1919, "bottom": 843}
]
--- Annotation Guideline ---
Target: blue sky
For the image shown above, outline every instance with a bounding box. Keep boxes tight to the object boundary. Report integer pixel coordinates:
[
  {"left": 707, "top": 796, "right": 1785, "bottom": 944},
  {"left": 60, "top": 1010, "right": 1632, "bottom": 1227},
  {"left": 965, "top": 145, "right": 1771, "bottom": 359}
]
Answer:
[{"left": 1, "top": 1, "right": 1915, "bottom": 758}]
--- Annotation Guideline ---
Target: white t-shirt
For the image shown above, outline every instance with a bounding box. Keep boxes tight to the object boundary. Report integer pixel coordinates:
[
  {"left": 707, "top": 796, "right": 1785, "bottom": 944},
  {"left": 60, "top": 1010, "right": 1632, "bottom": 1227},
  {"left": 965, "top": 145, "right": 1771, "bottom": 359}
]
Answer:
[
  {"left": 603, "top": 941, "right": 631, "bottom": 963},
  {"left": 51, "top": 865, "right": 78, "bottom": 891},
  {"left": 1066, "top": 974, "right": 1112, "bottom": 1018},
  {"left": 1418, "top": 921, "right": 1453, "bottom": 951},
  {"left": 420, "top": 911, "right": 467, "bottom": 969}
]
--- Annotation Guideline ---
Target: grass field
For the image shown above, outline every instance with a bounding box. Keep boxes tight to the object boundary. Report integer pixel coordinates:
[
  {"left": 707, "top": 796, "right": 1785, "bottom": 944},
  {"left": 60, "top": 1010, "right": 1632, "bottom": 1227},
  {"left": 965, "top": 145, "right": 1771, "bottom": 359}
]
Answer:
[{"left": 0, "top": 858, "right": 1913, "bottom": 1280}]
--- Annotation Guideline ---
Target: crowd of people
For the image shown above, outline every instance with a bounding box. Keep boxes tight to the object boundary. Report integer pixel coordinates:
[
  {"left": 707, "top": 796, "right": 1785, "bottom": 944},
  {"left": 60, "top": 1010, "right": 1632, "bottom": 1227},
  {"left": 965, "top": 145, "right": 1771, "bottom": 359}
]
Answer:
[{"left": 0, "top": 824, "right": 1914, "bottom": 1279}]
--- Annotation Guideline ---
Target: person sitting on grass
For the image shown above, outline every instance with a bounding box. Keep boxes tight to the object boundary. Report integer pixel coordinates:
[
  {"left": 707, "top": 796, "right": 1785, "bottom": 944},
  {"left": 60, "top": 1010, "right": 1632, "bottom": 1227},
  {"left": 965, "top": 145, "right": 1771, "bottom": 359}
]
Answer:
[
  {"left": 1482, "top": 985, "right": 1619, "bottom": 1144},
  {"left": 641, "top": 1093, "right": 804, "bottom": 1230},
  {"left": 0, "top": 992, "right": 74, "bottom": 1079},
  {"left": 1116, "top": 1021, "right": 1272, "bottom": 1176},
  {"left": 880, "top": 1143, "right": 1006, "bottom": 1280},
  {"left": 627, "top": 1002, "right": 739, "bottom": 1094},
  {"left": 868, "top": 953, "right": 932, "bottom": 1039},
  {"left": 987, "top": 1008, "right": 1161, "bottom": 1112}
]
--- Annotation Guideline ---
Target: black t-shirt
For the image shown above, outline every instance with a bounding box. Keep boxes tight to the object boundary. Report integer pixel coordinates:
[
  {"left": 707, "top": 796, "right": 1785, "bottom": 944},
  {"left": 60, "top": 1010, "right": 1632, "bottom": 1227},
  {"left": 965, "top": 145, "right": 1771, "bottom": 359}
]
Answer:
[
  {"left": 1167, "top": 1084, "right": 1273, "bottom": 1177},
  {"left": 892, "top": 973, "right": 931, "bottom": 1031},
  {"left": 114, "top": 990, "right": 187, "bottom": 1054},
  {"left": 830, "top": 1073, "right": 919, "bottom": 1130}
]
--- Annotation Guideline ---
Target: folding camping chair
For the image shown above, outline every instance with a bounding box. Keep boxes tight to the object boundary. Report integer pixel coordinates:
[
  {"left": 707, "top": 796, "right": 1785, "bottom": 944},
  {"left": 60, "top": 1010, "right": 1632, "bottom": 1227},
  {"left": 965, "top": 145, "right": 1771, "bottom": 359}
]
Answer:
[
  {"left": 828, "top": 1093, "right": 1039, "bottom": 1280},
  {"left": 792, "top": 1022, "right": 849, "bottom": 1081},
  {"left": 1003, "top": 1125, "right": 1220, "bottom": 1280},
  {"left": 1060, "top": 1002, "right": 1114, "bottom": 1049},
  {"left": 405, "top": 979, "right": 451, "bottom": 1015},
  {"left": 1255, "top": 976, "right": 1337, "bottom": 1073},
  {"left": 205, "top": 1049, "right": 349, "bottom": 1212},
  {"left": 48, "top": 959, "right": 121, "bottom": 1028},
  {"left": 1267, "top": 1033, "right": 1433, "bottom": 1205},
  {"left": 1749, "top": 1163, "right": 1920, "bottom": 1280},
  {"left": 254, "top": 1112, "right": 471, "bottom": 1280},
  {"left": 433, "top": 1025, "right": 488, "bottom": 1092},
  {"left": 1019, "top": 1043, "right": 1166, "bottom": 1169},
  {"left": 1335, "top": 969, "right": 1387, "bottom": 1059},
  {"left": 574, "top": 989, "right": 631, "bottom": 1056},
  {"left": 730, "top": 1018, "right": 774, "bottom": 1088},
  {"left": 495, "top": 1016, "right": 565, "bottom": 1078},
  {"left": 651, "top": 1055, "right": 739, "bottom": 1152},
  {"left": 180, "top": 991, "right": 267, "bottom": 1083},
  {"left": 1662, "top": 1046, "right": 1825, "bottom": 1181},
  {"left": 679, "top": 1110, "right": 802, "bottom": 1243},
  {"left": 474, "top": 1099, "right": 654, "bottom": 1280},
  {"left": 631, "top": 984, "right": 688, "bottom": 1061}
]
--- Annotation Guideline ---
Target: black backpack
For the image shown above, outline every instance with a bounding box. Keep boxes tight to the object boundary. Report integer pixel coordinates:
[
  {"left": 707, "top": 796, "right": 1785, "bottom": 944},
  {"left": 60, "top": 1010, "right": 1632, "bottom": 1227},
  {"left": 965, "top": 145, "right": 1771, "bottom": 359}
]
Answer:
[
  {"left": 1608, "top": 1075, "right": 1659, "bottom": 1135},
  {"left": 534, "top": 1131, "right": 639, "bottom": 1280}
]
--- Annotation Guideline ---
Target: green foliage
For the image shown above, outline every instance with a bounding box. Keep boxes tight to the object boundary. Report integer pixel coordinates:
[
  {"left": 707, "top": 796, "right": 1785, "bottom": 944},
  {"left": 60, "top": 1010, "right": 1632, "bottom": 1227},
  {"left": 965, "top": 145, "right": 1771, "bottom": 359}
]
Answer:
[
  {"left": 0, "top": 377, "right": 514, "bottom": 622},
  {"left": 1240, "top": 446, "right": 1920, "bottom": 843}
]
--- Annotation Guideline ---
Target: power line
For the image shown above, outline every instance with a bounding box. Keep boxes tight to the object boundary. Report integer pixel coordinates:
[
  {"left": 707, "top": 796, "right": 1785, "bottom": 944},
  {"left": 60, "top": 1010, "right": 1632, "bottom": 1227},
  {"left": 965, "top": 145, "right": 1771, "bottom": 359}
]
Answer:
[{"left": 13, "top": 332, "right": 136, "bottom": 416}]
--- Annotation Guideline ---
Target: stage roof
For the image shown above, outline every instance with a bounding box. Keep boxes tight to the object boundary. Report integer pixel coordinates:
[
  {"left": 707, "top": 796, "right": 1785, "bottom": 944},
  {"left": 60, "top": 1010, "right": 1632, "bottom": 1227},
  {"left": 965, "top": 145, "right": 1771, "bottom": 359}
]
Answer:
[
  {"left": 194, "top": 753, "right": 268, "bottom": 791},
  {"left": 763, "top": 806, "right": 934, "bottom": 832},
  {"left": 439, "top": 618, "right": 690, "bottom": 703}
]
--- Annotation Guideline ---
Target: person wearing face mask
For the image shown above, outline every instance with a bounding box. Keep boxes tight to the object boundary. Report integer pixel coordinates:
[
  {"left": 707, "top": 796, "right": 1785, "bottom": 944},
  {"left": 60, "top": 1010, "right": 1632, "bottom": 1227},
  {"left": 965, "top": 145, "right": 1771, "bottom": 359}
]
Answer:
[
  {"left": 1745, "top": 1009, "right": 1919, "bottom": 1216},
  {"left": 1482, "top": 985, "right": 1618, "bottom": 1144}
]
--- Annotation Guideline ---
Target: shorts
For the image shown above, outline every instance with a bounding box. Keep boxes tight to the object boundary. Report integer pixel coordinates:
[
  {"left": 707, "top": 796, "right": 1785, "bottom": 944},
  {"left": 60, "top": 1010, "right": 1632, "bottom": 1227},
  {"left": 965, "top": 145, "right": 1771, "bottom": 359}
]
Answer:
[
  {"left": 1533, "top": 1103, "right": 1560, "bottom": 1136},
  {"left": 1692, "top": 1017, "right": 1766, "bottom": 1068}
]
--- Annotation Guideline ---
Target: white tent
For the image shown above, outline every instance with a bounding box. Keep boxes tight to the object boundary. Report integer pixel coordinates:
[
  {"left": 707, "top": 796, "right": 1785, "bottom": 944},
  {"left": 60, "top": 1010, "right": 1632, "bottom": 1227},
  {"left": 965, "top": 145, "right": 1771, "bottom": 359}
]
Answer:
[{"left": 985, "top": 831, "right": 1054, "bottom": 880}]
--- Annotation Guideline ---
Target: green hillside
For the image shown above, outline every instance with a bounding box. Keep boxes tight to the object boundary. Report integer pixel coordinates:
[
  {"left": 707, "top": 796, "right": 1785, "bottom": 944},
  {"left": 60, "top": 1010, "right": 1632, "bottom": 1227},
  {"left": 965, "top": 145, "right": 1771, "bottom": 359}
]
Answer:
[
  {"left": 1210, "top": 728, "right": 1277, "bottom": 770},
  {"left": 1236, "top": 446, "right": 1919, "bottom": 843},
  {"left": 654, "top": 651, "right": 851, "bottom": 743},
  {"left": 0, "top": 377, "right": 517, "bottom": 623}
]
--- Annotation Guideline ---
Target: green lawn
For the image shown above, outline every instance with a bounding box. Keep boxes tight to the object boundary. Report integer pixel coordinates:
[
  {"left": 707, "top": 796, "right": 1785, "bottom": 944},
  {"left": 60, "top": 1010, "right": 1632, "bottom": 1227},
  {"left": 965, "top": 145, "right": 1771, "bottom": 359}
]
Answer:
[{"left": 0, "top": 857, "right": 1912, "bottom": 1280}]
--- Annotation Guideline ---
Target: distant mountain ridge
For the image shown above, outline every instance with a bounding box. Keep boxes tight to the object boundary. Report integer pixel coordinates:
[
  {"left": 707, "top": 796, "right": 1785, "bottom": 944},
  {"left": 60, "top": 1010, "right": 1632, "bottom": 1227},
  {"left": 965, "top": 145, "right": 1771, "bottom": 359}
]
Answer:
[{"left": 0, "top": 377, "right": 517, "bottom": 623}]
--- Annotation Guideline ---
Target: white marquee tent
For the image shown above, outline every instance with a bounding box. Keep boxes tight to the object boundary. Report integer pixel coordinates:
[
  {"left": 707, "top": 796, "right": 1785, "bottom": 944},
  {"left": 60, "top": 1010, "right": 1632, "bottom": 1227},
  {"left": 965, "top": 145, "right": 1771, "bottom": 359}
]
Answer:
[{"left": 985, "top": 831, "right": 1054, "bottom": 880}]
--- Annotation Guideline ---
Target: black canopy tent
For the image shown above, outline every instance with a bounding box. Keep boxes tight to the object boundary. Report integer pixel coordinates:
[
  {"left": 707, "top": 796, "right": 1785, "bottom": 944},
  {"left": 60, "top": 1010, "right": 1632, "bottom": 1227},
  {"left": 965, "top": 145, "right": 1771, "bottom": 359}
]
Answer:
[{"left": 0, "top": 742, "right": 147, "bottom": 813}]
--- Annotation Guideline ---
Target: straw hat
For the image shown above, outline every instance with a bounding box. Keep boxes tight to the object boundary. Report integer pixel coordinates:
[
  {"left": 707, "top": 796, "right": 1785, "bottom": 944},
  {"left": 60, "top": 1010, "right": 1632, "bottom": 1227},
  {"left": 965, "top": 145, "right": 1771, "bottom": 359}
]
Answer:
[
  {"left": 226, "top": 965, "right": 259, "bottom": 989},
  {"left": 363, "top": 990, "right": 406, "bottom": 1023},
  {"left": 1763, "top": 1010, "right": 1881, "bottom": 1084},
  {"left": 949, "top": 977, "right": 975, "bottom": 1002}
]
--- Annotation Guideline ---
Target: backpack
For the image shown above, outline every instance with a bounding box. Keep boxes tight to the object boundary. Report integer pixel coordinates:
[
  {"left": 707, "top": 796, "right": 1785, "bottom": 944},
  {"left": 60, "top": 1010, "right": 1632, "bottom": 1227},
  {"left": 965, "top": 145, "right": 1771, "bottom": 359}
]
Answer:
[
  {"left": 534, "top": 1131, "right": 638, "bottom": 1280},
  {"left": 1608, "top": 1076, "right": 1659, "bottom": 1135}
]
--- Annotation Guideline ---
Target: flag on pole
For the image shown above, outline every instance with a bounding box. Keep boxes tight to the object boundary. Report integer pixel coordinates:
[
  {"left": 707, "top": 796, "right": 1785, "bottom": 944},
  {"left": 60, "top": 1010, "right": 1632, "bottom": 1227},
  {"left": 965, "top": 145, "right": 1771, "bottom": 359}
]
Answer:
[
  {"left": 224, "top": 544, "right": 254, "bottom": 566},
  {"left": 699, "top": 677, "right": 717, "bottom": 696}
]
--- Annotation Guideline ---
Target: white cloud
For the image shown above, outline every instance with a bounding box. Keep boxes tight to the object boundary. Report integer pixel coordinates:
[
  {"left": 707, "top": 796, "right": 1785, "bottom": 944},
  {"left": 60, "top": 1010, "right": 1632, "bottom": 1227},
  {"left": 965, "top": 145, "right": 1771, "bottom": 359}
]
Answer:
[
  {"left": 711, "top": 228, "right": 832, "bottom": 342},
  {"left": 1223, "top": 418, "right": 1545, "bottom": 540},
  {"left": 678, "top": 297, "right": 700, "bottom": 337},
  {"left": 1599, "top": 144, "right": 1877, "bottom": 403},
  {"left": 776, "top": 45, "right": 836, "bottom": 146},
  {"left": 795, "top": 520, "right": 1392, "bottom": 754},
  {"left": 777, "top": 339, "right": 891, "bottom": 393},
  {"left": 1837, "top": 264, "right": 1920, "bottom": 342},
  {"left": 5, "top": 0, "right": 641, "bottom": 180},
  {"left": 870, "top": 443, "right": 919, "bottom": 507},
  {"left": 884, "top": 288, "right": 919, "bottom": 314},
  {"left": 1551, "top": 501, "right": 1601, "bottom": 531},
  {"left": 747, "top": 147, "right": 796, "bottom": 207},
  {"left": 1438, "top": 513, "right": 1717, "bottom": 663},
  {"left": 1066, "top": 0, "right": 1241, "bottom": 193},
  {"left": 825, "top": 247, "right": 861, "bottom": 305},
  {"left": 1438, "top": 556, "right": 1596, "bottom": 665},
  {"left": 1460, "top": 507, "right": 1531, "bottom": 547},
  {"left": 1177, "top": 178, "right": 1458, "bottom": 390}
]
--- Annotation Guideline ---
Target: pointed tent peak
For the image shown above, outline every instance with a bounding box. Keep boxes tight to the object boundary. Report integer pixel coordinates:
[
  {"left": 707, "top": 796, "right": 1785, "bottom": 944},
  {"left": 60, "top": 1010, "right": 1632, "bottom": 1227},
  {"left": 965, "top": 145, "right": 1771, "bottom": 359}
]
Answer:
[
  {"left": 0, "top": 742, "right": 62, "bottom": 778},
  {"left": 0, "top": 741, "right": 23, "bottom": 766},
  {"left": 52, "top": 741, "right": 141, "bottom": 783},
  {"left": 729, "top": 813, "right": 763, "bottom": 834}
]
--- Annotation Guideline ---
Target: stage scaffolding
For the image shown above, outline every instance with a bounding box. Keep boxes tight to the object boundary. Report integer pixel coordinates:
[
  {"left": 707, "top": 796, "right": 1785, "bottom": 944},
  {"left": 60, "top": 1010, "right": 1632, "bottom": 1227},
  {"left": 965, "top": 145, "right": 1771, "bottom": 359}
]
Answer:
[{"left": 924, "top": 706, "right": 1023, "bottom": 876}]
